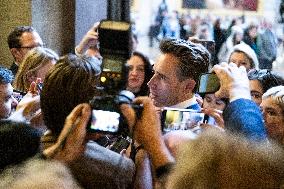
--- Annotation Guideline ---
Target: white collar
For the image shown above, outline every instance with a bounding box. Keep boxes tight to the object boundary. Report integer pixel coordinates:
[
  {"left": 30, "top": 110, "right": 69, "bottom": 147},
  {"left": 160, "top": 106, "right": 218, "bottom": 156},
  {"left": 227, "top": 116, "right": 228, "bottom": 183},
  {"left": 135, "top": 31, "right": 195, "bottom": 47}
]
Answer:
[{"left": 170, "top": 96, "right": 197, "bottom": 109}]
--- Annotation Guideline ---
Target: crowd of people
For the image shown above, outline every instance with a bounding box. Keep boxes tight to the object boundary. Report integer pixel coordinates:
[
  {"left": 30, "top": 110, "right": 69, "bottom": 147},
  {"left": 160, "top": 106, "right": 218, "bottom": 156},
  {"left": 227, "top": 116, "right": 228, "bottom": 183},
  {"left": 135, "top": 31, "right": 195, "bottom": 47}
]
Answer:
[
  {"left": 0, "top": 8, "right": 284, "bottom": 189},
  {"left": 148, "top": 3, "right": 283, "bottom": 71}
]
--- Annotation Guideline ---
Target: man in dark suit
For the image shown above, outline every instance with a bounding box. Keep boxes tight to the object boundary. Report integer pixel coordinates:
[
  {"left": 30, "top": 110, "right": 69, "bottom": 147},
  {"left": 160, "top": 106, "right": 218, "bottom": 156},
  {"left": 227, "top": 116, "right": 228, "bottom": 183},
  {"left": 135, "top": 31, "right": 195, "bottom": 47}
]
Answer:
[{"left": 7, "top": 26, "right": 43, "bottom": 76}]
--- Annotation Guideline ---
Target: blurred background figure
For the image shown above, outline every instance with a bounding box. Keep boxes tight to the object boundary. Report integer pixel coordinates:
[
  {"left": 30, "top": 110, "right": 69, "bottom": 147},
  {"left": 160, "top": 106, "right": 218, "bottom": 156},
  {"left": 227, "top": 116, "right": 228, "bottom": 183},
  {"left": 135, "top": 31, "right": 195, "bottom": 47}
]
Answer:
[
  {"left": 257, "top": 20, "right": 277, "bottom": 70},
  {"left": 280, "top": 0, "right": 284, "bottom": 23},
  {"left": 218, "top": 25, "right": 243, "bottom": 63},
  {"left": 213, "top": 18, "right": 226, "bottom": 59},
  {"left": 243, "top": 24, "right": 259, "bottom": 54}
]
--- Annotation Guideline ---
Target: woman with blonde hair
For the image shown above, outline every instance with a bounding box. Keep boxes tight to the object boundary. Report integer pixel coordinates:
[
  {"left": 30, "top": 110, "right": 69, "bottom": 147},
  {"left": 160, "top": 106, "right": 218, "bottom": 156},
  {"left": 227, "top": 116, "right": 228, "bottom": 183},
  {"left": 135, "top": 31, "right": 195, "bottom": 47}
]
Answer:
[{"left": 13, "top": 47, "right": 58, "bottom": 92}]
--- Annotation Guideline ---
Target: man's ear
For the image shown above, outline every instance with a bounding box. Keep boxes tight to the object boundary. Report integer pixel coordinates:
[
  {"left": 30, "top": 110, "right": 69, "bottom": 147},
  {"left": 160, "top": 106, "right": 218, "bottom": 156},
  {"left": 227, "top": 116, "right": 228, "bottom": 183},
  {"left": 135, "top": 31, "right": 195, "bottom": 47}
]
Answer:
[
  {"left": 184, "top": 79, "right": 196, "bottom": 91},
  {"left": 10, "top": 48, "right": 22, "bottom": 62}
]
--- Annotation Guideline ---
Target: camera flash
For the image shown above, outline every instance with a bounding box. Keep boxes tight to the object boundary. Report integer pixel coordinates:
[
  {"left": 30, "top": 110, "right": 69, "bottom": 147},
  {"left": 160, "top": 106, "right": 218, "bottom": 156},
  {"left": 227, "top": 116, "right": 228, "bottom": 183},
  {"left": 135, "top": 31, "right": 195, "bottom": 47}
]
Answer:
[{"left": 101, "top": 76, "right": 107, "bottom": 83}]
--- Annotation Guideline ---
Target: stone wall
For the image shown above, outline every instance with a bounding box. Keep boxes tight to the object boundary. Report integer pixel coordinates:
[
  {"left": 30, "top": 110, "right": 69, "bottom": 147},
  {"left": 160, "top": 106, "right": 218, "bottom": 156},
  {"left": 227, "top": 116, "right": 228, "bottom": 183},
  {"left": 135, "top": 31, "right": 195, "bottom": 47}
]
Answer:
[{"left": 0, "top": 0, "right": 107, "bottom": 69}]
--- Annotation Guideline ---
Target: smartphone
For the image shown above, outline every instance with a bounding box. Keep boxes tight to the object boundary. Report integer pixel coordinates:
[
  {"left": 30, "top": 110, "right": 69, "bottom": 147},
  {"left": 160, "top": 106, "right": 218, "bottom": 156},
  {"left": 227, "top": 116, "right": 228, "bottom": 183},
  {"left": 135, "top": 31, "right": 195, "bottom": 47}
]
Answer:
[
  {"left": 197, "top": 73, "right": 220, "bottom": 94},
  {"left": 95, "top": 135, "right": 111, "bottom": 147},
  {"left": 109, "top": 136, "right": 131, "bottom": 153},
  {"left": 88, "top": 109, "right": 121, "bottom": 133},
  {"left": 161, "top": 108, "right": 204, "bottom": 133}
]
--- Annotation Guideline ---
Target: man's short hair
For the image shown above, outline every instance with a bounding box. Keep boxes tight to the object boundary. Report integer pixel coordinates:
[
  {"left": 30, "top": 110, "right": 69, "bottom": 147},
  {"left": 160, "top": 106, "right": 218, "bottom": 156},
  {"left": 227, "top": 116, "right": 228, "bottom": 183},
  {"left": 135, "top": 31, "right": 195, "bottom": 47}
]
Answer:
[
  {"left": 262, "top": 85, "right": 284, "bottom": 112},
  {"left": 7, "top": 26, "right": 35, "bottom": 49},
  {"left": 0, "top": 66, "right": 13, "bottom": 84},
  {"left": 40, "top": 54, "right": 101, "bottom": 135},
  {"left": 159, "top": 38, "right": 210, "bottom": 91}
]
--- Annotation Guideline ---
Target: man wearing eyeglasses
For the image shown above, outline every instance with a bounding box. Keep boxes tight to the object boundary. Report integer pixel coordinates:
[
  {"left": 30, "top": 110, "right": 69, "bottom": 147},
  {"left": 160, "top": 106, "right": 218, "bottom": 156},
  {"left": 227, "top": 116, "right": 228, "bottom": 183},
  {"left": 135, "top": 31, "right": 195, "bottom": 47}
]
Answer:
[{"left": 7, "top": 26, "right": 44, "bottom": 76}]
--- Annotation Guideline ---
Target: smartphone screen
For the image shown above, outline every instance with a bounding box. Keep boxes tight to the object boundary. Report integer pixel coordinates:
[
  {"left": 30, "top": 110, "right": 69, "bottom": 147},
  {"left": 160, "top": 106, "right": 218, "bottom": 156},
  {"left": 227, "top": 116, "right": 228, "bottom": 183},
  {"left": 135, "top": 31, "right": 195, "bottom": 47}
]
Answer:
[
  {"left": 88, "top": 110, "right": 120, "bottom": 133},
  {"left": 161, "top": 108, "right": 204, "bottom": 133},
  {"left": 109, "top": 136, "right": 130, "bottom": 153},
  {"left": 198, "top": 73, "right": 220, "bottom": 94}
]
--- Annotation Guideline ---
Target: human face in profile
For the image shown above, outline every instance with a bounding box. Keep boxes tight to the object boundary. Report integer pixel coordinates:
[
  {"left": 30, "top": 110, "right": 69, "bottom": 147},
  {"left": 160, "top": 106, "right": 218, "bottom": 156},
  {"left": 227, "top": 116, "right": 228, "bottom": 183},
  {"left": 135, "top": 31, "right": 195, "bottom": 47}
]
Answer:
[
  {"left": 17, "top": 31, "right": 43, "bottom": 63},
  {"left": 147, "top": 53, "right": 192, "bottom": 107}
]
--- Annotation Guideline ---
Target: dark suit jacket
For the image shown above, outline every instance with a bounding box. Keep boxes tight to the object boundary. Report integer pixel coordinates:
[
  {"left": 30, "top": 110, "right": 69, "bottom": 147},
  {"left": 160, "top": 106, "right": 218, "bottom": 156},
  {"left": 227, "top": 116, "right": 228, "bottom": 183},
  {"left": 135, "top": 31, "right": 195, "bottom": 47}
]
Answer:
[
  {"left": 223, "top": 99, "right": 267, "bottom": 141},
  {"left": 9, "top": 62, "right": 18, "bottom": 76},
  {"left": 41, "top": 133, "right": 135, "bottom": 189}
]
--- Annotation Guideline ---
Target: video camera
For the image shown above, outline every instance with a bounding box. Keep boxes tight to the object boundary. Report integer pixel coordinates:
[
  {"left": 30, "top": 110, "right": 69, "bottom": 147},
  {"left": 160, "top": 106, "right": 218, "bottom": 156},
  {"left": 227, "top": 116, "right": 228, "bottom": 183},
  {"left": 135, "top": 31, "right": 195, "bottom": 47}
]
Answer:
[{"left": 88, "top": 20, "right": 141, "bottom": 137}]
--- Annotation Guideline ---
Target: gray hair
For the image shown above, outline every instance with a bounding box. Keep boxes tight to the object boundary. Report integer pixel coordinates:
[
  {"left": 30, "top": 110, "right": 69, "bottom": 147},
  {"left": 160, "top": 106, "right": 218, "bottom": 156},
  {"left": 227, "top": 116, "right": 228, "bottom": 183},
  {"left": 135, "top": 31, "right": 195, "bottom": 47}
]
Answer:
[
  {"left": 262, "top": 85, "right": 284, "bottom": 111},
  {"left": 0, "top": 158, "right": 82, "bottom": 189}
]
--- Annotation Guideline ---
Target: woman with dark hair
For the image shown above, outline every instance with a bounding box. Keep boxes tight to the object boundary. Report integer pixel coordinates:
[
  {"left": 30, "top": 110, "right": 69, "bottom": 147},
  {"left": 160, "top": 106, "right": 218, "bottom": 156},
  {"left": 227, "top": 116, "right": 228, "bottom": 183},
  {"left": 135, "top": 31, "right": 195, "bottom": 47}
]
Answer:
[
  {"left": 126, "top": 51, "right": 153, "bottom": 97},
  {"left": 248, "top": 69, "right": 284, "bottom": 106}
]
